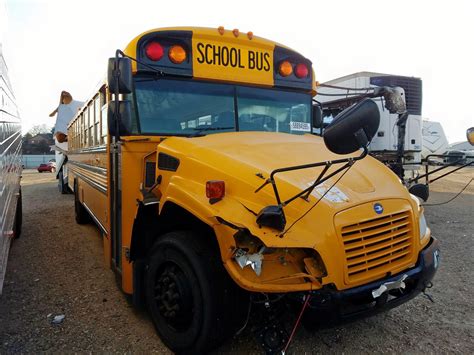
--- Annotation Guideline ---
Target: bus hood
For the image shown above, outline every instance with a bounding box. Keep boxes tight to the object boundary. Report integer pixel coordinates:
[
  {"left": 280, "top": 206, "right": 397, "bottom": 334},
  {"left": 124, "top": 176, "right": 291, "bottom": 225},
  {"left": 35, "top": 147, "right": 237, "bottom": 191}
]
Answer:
[{"left": 159, "top": 132, "right": 411, "bottom": 246}]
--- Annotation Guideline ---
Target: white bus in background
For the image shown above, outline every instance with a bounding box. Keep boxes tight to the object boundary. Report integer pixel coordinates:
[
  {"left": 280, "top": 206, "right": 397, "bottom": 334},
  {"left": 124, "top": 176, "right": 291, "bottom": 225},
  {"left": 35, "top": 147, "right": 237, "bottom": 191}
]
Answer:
[
  {"left": 0, "top": 42, "right": 22, "bottom": 294},
  {"left": 316, "top": 72, "right": 423, "bottom": 173}
]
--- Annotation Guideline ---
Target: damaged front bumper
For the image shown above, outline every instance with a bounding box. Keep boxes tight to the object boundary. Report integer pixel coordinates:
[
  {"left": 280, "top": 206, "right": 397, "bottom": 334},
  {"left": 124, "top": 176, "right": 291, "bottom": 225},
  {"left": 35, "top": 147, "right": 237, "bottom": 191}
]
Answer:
[{"left": 298, "top": 237, "right": 440, "bottom": 327}]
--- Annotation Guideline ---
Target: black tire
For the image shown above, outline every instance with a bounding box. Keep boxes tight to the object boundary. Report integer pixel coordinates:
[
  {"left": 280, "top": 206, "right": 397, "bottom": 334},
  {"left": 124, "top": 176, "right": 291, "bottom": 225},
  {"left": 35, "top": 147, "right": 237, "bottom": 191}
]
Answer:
[
  {"left": 58, "top": 170, "right": 68, "bottom": 194},
  {"left": 145, "top": 231, "right": 247, "bottom": 354},
  {"left": 74, "top": 180, "right": 91, "bottom": 224},
  {"left": 13, "top": 188, "right": 22, "bottom": 239}
]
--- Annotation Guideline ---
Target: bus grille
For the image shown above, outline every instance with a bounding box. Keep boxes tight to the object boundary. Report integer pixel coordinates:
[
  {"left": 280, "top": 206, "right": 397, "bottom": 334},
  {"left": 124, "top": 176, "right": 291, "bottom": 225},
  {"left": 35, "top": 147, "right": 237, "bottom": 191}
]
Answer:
[{"left": 341, "top": 211, "right": 413, "bottom": 283}]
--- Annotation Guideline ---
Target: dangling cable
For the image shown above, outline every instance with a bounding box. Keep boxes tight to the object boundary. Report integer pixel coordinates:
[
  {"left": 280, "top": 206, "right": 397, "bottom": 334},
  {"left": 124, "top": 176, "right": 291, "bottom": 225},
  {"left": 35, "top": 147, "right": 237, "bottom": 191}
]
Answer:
[
  {"left": 281, "top": 294, "right": 311, "bottom": 354},
  {"left": 279, "top": 165, "right": 353, "bottom": 237},
  {"left": 422, "top": 178, "right": 473, "bottom": 206}
]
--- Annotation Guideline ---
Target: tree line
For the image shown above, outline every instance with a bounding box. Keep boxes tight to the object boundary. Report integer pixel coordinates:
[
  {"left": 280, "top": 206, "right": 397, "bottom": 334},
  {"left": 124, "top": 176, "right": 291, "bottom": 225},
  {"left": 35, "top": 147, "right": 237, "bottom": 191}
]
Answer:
[{"left": 22, "top": 124, "right": 54, "bottom": 155}]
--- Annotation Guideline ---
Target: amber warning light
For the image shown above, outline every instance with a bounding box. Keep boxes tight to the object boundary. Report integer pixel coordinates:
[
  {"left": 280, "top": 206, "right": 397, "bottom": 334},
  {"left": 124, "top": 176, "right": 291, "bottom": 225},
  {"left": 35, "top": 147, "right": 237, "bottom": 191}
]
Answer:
[
  {"left": 169, "top": 45, "right": 187, "bottom": 64},
  {"left": 279, "top": 61, "right": 293, "bottom": 77}
]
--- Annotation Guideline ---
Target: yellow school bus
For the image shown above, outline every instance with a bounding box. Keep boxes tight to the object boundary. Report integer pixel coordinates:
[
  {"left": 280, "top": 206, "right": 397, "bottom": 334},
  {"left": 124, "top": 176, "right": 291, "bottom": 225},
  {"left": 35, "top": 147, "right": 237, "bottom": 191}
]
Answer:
[{"left": 67, "top": 27, "right": 440, "bottom": 353}]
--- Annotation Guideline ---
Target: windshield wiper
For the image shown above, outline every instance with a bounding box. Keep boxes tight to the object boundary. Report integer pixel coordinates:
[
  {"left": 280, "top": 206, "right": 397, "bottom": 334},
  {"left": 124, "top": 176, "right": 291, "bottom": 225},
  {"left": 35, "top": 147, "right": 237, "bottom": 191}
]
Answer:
[{"left": 188, "top": 126, "right": 234, "bottom": 137}]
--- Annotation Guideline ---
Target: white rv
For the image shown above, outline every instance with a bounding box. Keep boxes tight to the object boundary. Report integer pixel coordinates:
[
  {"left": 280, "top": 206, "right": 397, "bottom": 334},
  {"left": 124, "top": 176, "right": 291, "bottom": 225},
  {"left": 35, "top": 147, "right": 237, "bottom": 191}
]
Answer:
[{"left": 421, "top": 120, "right": 449, "bottom": 159}]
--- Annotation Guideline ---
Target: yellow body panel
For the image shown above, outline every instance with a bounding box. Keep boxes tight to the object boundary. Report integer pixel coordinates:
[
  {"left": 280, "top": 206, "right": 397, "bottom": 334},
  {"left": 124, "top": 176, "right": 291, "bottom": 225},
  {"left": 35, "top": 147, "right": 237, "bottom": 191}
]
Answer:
[
  {"left": 119, "top": 138, "right": 164, "bottom": 293},
  {"left": 67, "top": 149, "right": 108, "bottom": 231},
  {"left": 151, "top": 132, "right": 424, "bottom": 292}
]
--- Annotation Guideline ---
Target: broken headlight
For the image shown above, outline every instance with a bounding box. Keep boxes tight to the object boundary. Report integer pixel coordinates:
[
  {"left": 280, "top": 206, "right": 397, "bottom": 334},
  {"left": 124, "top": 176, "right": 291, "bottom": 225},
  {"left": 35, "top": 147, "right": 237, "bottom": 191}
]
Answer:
[{"left": 232, "top": 231, "right": 327, "bottom": 281}]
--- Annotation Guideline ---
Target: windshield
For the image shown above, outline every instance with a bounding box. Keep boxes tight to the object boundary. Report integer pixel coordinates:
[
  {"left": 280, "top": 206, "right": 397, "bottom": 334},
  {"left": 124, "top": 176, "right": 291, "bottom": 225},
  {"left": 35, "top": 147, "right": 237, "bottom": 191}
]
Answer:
[{"left": 133, "top": 78, "right": 312, "bottom": 136}]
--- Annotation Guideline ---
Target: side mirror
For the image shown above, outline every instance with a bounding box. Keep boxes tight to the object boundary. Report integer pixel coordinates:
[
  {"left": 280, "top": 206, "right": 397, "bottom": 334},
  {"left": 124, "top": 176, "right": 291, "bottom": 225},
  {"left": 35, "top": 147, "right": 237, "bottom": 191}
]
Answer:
[
  {"left": 107, "top": 57, "right": 133, "bottom": 94},
  {"left": 312, "top": 105, "right": 323, "bottom": 130},
  {"left": 409, "top": 184, "right": 429, "bottom": 202},
  {"left": 467, "top": 127, "right": 474, "bottom": 145},
  {"left": 323, "top": 98, "right": 380, "bottom": 154},
  {"left": 108, "top": 101, "right": 133, "bottom": 136}
]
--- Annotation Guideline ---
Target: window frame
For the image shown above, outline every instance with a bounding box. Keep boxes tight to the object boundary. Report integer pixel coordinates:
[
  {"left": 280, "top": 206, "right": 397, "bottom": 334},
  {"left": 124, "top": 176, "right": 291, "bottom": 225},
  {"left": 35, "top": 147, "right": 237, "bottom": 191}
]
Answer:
[{"left": 131, "top": 76, "right": 313, "bottom": 137}]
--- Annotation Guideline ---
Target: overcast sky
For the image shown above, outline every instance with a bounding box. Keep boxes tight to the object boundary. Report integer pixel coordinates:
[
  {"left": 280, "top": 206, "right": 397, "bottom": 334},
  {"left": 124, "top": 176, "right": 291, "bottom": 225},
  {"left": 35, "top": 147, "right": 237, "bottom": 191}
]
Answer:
[{"left": 2, "top": 0, "right": 473, "bottom": 142}]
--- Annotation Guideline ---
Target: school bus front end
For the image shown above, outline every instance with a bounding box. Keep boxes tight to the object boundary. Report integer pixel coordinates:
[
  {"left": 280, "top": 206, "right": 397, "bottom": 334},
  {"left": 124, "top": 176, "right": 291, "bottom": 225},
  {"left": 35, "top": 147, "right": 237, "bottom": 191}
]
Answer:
[{"left": 70, "top": 27, "right": 440, "bottom": 353}]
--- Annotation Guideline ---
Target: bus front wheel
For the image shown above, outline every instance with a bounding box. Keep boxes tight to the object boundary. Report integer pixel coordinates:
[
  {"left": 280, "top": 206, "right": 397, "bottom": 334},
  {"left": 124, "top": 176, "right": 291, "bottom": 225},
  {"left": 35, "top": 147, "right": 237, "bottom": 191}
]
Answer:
[{"left": 145, "top": 231, "right": 245, "bottom": 353}]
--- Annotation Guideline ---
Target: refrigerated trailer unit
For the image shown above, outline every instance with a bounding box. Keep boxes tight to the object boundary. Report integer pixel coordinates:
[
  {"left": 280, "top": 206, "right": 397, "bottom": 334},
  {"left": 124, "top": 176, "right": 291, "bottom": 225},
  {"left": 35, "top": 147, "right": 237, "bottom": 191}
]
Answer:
[{"left": 316, "top": 72, "right": 423, "bottom": 172}]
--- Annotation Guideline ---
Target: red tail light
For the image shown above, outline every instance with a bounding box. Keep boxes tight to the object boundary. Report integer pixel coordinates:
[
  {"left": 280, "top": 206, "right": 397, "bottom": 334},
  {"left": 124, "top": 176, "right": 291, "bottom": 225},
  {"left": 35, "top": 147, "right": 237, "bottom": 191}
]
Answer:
[
  {"left": 295, "top": 63, "right": 309, "bottom": 78},
  {"left": 145, "top": 42, "right": 164, "bottom": 61},
  {"left": 206, "top": 180, "right": 225, "bottom": 201}
]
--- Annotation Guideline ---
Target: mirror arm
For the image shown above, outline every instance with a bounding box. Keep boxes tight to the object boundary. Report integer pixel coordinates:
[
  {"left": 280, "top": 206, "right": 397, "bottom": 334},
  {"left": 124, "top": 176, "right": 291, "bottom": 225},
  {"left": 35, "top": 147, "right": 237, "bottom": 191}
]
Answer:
[
  {"left": 116, "top": 49, "right": 165, "bottom": 76},
  {"left": 395, "top": 111, "right": 409, "bottom": 180},
  {"left": 256, "top": 146, "right": 368, "bottom": 211},
  {"left": 282, "top": 147, "right": 366, "bottom": 207},
  {"left": 113, "top": 50, "right": 122, "bottom": 143},
  {"left": 300, "top": 162, "right": 331, "bottom": 201}
]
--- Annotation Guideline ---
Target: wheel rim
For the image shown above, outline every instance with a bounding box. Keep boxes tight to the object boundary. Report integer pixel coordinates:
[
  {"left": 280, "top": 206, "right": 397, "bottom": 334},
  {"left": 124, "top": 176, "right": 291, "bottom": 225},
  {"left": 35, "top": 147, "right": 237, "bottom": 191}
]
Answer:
[{"left": 154, "top": 262, "right": 194, "bottom": 332}]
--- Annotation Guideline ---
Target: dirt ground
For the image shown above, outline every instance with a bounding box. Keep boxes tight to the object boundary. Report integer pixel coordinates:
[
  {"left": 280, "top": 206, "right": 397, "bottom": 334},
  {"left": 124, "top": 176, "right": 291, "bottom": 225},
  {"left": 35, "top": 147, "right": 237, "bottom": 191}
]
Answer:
[{"left": 1, "top": 168, "right": 473, "bottom": 354}]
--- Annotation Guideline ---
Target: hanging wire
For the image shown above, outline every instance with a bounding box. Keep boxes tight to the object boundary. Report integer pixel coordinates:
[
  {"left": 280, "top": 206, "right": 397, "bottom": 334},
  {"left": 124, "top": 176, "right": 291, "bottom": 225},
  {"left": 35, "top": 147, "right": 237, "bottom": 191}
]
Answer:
[
  {"left": 279, "top": 164, "right": 353, "bottom": 237},
  {"left": 318, "top": 83, "right": 375, "bottom": 91},
  {"left": 422, "top": 178, "right": 473, "bottom": 206}
]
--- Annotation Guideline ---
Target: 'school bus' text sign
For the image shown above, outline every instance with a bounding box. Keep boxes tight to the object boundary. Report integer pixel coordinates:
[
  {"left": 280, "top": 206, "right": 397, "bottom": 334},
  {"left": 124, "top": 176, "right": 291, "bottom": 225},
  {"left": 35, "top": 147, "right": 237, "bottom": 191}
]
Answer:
[{"left": 192, "top": 34, "right": 273, "bottom": 86}]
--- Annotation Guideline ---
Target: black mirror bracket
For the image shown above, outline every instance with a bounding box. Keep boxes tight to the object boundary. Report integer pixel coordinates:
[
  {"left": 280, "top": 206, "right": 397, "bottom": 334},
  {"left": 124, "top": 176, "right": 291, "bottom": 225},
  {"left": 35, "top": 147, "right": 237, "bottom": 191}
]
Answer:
[
  {"left": 113, "top": 50, "right": 122, "bottom": 143},
  {"left": 254, "top": 146, "right": 368, "bottom": 234}
]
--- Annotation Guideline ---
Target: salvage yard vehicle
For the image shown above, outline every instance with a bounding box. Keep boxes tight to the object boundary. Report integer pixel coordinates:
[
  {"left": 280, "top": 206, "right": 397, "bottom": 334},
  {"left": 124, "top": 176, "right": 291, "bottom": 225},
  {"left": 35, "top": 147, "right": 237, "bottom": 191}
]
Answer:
[
  {"left": 37, "top": 161, "right": 56, "bottom": 173},
  {"left": 314, "top": 77, "right": 474, "bottom": 203},
  {"left": 0, "top": 46, "right": 22, "bottom": 294},
  {"left": 65, "top": 27, "right": 441, "bottom": 353}
]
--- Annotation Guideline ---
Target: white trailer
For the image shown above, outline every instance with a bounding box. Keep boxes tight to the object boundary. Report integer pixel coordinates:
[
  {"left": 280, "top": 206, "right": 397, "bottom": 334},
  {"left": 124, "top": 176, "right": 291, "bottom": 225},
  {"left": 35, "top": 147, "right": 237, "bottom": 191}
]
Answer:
[{"left": 316, "top": 72, "right": 423, "bottom": 172}]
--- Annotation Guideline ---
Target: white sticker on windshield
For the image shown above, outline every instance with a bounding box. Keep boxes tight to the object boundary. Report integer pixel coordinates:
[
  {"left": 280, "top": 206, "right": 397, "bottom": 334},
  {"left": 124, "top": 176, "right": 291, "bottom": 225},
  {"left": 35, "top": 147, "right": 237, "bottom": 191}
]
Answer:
[{"left": 290, "top": 121, "right": 311, "bottom": 132}]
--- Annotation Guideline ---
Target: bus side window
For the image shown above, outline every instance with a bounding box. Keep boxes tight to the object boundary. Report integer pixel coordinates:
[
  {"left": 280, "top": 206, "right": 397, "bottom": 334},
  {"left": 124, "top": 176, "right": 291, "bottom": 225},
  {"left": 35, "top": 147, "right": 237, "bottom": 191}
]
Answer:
[
  {"left": 94, "top": 95, "right": 101, "bottom": 145},
  {"left": 88, "top": 104, "right": 95, "bottom": 146},
  {"left": 100, "top": 88, "right": 107, "bottom": 144},
  {"left": 85, "top": 109, "right": 90, "bottom": 147},
  {"left": 80, "top": 113, "right": 85, "bottom": 148}
]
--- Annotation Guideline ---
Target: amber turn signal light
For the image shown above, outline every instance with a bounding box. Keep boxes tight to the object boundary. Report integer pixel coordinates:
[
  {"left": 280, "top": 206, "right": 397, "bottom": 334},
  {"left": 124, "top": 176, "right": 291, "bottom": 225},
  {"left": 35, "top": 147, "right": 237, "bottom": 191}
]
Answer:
[
  {"left": 169, "top": 45, "right": 187, "bottom": 64},
  {"left": 206, "top": 180, "right": 225, "bottom": 202},
  {"left": 279, "top": 61, "right": 293, "bottom": 77}
]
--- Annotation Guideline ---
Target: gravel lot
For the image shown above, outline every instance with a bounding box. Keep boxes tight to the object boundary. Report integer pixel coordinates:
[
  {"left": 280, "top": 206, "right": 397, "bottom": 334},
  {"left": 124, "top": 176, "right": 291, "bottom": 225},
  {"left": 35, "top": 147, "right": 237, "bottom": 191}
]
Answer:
[{"left": 1, "top": 168, "right": 473, "bottom": 354}]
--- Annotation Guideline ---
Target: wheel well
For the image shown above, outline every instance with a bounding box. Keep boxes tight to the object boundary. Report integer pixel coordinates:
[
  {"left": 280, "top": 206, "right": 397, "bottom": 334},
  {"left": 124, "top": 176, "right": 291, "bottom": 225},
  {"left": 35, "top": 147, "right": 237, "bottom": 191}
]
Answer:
[
  {"left": 129, "top": 201, "right": 221, "bottom": 309},
  {"left": 130, "top": 201, "right": 219, "bottom": 262}
]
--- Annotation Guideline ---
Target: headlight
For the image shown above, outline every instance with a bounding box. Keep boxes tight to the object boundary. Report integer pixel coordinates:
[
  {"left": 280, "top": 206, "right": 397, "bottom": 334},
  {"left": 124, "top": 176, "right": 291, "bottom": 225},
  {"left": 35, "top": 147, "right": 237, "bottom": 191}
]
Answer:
[
  {"left": 419, "top": 212, "right": 428, "bottom": 240},
  {"left": 411, "top": 193, "right": 428, "bottom": 240},
  {"left": 410, "top": 193, "right": 421, "bottom": 210}
]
